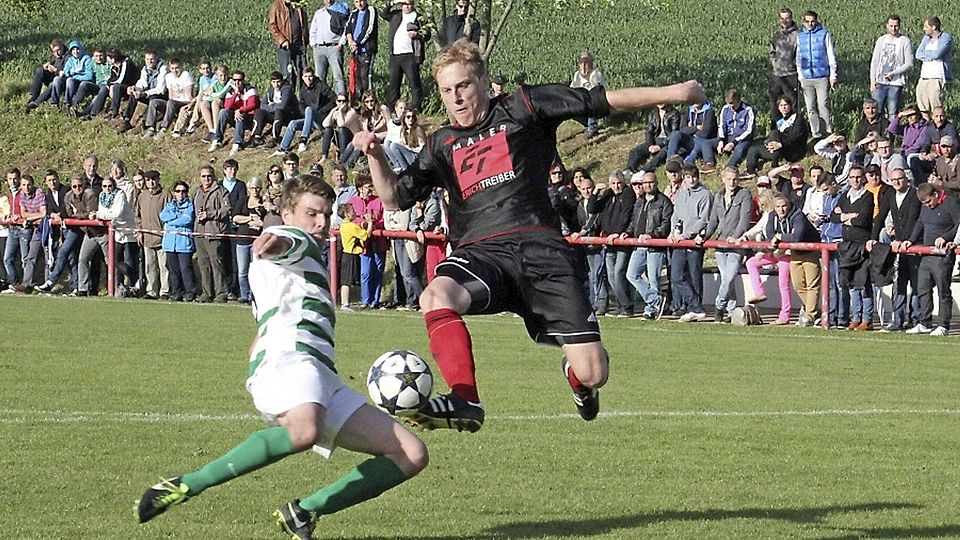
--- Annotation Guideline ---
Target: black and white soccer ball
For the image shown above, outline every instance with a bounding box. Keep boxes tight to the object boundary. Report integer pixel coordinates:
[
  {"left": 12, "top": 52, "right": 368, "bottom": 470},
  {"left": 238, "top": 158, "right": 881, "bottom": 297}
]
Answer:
[{"left": 366, "top": 350, "right": 433, "bottom": 416}]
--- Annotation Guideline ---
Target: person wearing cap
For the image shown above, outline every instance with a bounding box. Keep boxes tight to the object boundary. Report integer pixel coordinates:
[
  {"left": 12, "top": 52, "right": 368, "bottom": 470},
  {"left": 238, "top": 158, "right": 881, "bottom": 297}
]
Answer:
[
  {"left": 439, "top": 0, "right": 480, "bottom": 46},
  {"left": 488, "top": 74, "right": 507, "bottom": 97},
  {"left": 870, "top": 14, "right": 914, "bottom": 118},
  {"left": 831, "top": 165, "right": 876, "bottom": 330},
  {"left": 663, "top": 159, "right": 685, "bottom": 202},
  {"left": 914, "top": 16, "right": 953, "bottom": 118},
  {"left": 570, "top": 51, "right": 606, "bottom": 138},
  {"left": 888, "top": 104, "right": 932, "bottom": 181},
  {"left": 814, "top": 133, "right": 855, "bottom": 185},
  {"left": 768, "top": 162, "right": 811, "bottom": 210},
  {"left": 743, "top": 95, "right": 809, "bottom": 177},
  {"left": 715, "top": 89, "right": 756, "bottom": 170},
  {"left": 134, "top": 170, "right": 172, "bottom": 299},
  {"left": 900, "top": 182, "right": 960, "bottom": 336},
  {"left": 704, "top": 167, "right": 753, "bottom": 322},
  {"left": 911, "top": 106, "right": 960, "bottom": 183},
  {"left": 934, "top": 134, "right": 960, "bottom": 199},
  {"left": 621, "top": 171, "right": 673, "bottom": 319}
]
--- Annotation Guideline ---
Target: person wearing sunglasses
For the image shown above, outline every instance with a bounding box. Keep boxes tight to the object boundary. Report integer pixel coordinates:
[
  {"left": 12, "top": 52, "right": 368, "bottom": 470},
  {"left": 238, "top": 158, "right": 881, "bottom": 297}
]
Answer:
[
  {"left": 193, "top": 165, "right": 231, "bottom": 303},
  {"left": 320, "top": 93, "right": 361, "bottom": 163},
  {"left": 160, "top": 180, "right": 197, "bottom": 302},
  {"left": 209, "top": 70, "right": 262, "bottom": 157}
]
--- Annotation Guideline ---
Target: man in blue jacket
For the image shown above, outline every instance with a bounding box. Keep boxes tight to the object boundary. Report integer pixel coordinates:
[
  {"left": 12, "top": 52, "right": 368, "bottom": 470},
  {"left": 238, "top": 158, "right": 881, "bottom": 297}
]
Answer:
[{"left": 796, "top": 10, "right": 838, "bottom": 139}]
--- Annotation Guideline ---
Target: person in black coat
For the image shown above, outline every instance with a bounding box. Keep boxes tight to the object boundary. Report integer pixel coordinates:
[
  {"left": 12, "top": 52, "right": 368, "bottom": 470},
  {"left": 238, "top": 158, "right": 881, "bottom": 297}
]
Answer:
[
  {"left": 588, "top": 170, "right": 636, "bottom": 316},
  {"left": 870, "top": 167, "right": 921, "bottom": 330},
  {"left": 744, "top": 96, "right": 810, "bottom": 175},
  {"left": 830, "top": 165, "right": 875, "bottom": 330}
]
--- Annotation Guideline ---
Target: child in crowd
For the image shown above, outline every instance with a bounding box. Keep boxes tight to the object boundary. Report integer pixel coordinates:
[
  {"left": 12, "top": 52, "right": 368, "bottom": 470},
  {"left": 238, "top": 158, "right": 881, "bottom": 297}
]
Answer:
[{"left": 337, "top": 203, "right": 371, "bottom": 310}]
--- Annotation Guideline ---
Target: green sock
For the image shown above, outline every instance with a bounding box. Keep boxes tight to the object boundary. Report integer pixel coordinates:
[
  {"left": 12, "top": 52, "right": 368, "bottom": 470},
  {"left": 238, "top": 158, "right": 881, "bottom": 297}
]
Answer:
[
  {"left": 180, "top": 426, "right": 296, "bottom": 494},
  {"left": 299, "top": 455, "right": 408, "bottom": 515}
]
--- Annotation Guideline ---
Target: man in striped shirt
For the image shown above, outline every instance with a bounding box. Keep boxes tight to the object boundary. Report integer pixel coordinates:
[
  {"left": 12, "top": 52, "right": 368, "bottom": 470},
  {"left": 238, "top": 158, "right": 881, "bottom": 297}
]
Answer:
[{"left": 136, "top": 175, "right": 427, "bottom": 540}]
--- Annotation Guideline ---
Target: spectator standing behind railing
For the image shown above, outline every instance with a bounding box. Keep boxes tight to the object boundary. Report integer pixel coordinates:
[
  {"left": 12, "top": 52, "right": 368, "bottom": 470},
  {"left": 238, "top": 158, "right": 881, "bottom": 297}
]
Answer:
[
  {"left": 622, "top": 171, "right": 673, "bottom": 320},
  {"left": 705, "top": 167, "right": 753, "bottom": 323},
  {"left": 900, "top": 182, "right": 960, "bottom": 335},
  {"left": 348, "top": 172, "right": 385, "bottom": 308},
  {"left": 815, "top": 175, "right": 849, "bottom": 329},
  {"left": 0, "top": 186, "right": 10, "bottom": 287},
  {"left": 3, "top": 175, "right": 46, "bottom": 294},
  {"left": 670, "top": 165, "right": 713, "bottom": 321},
  {"left": 337, "top": 203, "right": 371, "bottom": 309},
  {"left": 233, "top": 176, "right": 266, "bottom": 304},
  {"left": 193, "top": 166, "right": 231, "bottom": 303},
  {"left": 95, "top": 175, "right": 137, "bottom": 298},
  {"left": 739, "top": 181, "right": 792, "bottom": 325},
  {"left": 222, "top": 159, "right": 249, "bottom": 301},
  {"left": 590, "top": 170, "right": 636, "bottom": 317},
  {"left": 832, "top": 165, "right": 876, "bottom": 330},
  {"left": 160, "top": 181, "right": 197, "bottom": 303},
  {"left": 770, "top": 193, "right": 822, "bottom": 327},
  {"left": 135, "top": 170, "right": 172, "bottom": 300},
  {"left": 871, "top": 168, "right": 921, "bottom": 331}
]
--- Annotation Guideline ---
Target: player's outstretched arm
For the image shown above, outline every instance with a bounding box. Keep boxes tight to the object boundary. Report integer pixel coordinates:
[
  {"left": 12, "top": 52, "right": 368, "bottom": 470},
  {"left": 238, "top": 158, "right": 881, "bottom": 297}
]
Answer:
[
  {"left": 606, "top": 80, "right": 706, "bottom": 114},
  {"left": 353, "top": 131, "right": 401, "bottom": 210},
  {"left": 252, "top": 232, "right": 292, "bottom": 260}
]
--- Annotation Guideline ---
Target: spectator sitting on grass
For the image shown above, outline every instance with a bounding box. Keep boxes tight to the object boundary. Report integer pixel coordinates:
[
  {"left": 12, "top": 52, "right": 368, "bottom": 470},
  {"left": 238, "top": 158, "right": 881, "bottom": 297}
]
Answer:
[
  {"left": 340, "top": 91, "right": 389, "bottom": 167},
  {"left": 209, "top": 70, "right": 261, "bottom": 156},
  {"left": 118, "top": 50, "right": 168, "bottom": 134},
  {"left": 384, "top": 108, "right": 426, "bottom": 171},
  {"left": 143, "top": 58, "right": 195, "bottom": 139},
  {"left": 273, "top": 67, "right": 337, "bottom": 156},
  {"left": 251, "top": 71, "right": 297, "bottom": 148},
  {"left": 814, "top": 133, "right": 855, "bottom": 185},
  {"left": 320, "top": 94, "right": 361, "bottom": 163},
  {"left": 69, "top": 47, "right": 109, "bottom": 117},
  {"left": 194, "top": 64, "right": 233, "bottom": 141},
  {"left": 84, "top": 48, "right": 138, "bottom": 120},
  {"left": 715, "top": 89, "right": 756, "bottom": 170},
  {"left": 24, "top": 38, "right": 67, "bottom": 112},
  {"left": 61, "top": 40, "right": 94, "bottom": 114},
  {"left": 625, "top": 103, "right": 681, "bottom": 174},
  {"left": 743, "top": 96, "right": 809, "bottom": 177}
]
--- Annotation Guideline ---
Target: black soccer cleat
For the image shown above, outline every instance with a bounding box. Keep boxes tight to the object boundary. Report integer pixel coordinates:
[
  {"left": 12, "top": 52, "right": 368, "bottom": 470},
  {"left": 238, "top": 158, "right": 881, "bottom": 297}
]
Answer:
[
  {"left": 274, "top": 499, "right": 314, "bottom": 540},
  {"left": 562, "top": 358, "right": 600, "bottom": 421},
  {"left": 406, "top": 393, "right": 485, "bottom": 432},
  {"left": 135, "top": 476, "right": 190, "bottom": 523}
]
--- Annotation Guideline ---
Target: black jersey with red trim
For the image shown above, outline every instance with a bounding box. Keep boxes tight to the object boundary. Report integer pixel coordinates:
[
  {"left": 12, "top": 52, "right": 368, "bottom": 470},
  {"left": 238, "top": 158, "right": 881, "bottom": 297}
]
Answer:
[{"left": 394, "top": 84, "right": 610, "bottom": 247}]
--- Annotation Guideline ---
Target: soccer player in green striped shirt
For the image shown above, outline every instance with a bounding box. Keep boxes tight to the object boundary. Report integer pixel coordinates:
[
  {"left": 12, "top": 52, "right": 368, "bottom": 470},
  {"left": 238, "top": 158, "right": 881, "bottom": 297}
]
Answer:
[{"left": 136, "top": 174, "right": 428, "bottom": 540}]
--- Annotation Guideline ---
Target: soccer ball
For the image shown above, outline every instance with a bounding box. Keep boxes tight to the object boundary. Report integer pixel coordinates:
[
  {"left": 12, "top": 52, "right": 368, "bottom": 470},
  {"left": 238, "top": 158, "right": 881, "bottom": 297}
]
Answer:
[{"left": 367, "top": 350, "right": 433, "bottom": 416}]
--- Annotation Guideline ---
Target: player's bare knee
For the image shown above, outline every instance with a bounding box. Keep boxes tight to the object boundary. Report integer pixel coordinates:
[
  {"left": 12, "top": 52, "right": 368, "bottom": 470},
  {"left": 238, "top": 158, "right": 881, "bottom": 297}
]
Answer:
[
  {"left": 389, "top": 434, "right": 429, "bottom": 477},
  {"left": 567, "top": 345, "right": 609, "bottom": 388},
  {"left": 419, "top": 278, "right": 471, "bottom": 312},
  {"left": 285, "top": 422, "right": 319, "bottom": 451}
]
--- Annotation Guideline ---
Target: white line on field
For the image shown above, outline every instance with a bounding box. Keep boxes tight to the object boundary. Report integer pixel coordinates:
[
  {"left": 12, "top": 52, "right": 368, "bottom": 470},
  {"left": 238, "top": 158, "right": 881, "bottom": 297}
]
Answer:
[{"left": 1, "top": 407, "right": 958, "bottom": 424}]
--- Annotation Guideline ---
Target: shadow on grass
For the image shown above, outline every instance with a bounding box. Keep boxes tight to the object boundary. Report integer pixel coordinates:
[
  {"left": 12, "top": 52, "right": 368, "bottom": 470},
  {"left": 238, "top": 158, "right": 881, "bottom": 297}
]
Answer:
[
  {"left": 480, "top": 502, "right": 924, "bottom": 538},
  {"left": 820, "top": 524, "right": 960, "bottom": 539}
]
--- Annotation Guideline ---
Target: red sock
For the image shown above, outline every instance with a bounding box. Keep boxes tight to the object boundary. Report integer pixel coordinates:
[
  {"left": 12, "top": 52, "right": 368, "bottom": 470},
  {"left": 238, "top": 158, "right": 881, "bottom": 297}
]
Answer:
[
  {"left": 424, "top": 308, "right": 479, "bottom": 403},
  {"left": 565, "top": 360, "right": 589, "bottom": 393}
]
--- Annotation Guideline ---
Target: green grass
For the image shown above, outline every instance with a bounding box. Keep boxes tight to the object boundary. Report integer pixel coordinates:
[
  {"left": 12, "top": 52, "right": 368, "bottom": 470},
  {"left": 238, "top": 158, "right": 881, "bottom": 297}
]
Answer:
[{"left": 2, "top": 295, "right": 960, "bottom": 539}]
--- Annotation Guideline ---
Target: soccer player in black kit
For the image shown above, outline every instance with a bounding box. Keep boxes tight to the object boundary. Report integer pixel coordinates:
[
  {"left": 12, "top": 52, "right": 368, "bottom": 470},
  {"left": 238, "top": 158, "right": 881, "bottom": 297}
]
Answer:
[{"left": 353, "top": 40, "right": 706, "bottom": 432}]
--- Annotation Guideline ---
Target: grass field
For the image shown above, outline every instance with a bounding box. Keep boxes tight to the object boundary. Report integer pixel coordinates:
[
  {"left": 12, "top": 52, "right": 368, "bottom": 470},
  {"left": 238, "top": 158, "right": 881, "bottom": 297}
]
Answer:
[{"left": 3, "top": 295, "right": 960, "bottom": 539}]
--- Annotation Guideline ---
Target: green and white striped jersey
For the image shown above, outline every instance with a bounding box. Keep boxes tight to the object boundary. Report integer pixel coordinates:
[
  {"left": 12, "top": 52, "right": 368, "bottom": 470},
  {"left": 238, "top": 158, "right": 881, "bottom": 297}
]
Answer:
[{"left": 247, "top": 226, "right": 336, "bottom": 377}]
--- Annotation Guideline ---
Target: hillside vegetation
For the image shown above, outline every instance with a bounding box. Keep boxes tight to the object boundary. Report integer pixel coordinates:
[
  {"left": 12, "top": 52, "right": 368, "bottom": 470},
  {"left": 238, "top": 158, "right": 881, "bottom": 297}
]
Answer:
[{"left": 0, "top": 0, "right": 954, "bottom": 181}]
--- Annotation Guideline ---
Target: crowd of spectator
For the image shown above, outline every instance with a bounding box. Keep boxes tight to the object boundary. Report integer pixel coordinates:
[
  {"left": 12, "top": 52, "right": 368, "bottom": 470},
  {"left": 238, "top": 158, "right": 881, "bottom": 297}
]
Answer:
[{"left": 5, "top": 7, "right": 960, "bottom": 335}]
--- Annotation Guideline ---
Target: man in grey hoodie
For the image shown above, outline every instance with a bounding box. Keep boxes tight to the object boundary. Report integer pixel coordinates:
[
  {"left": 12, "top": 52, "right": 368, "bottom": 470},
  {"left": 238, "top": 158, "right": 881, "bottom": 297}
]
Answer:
[
  {"left": 669, "top": 164, "right": 713, "bottom": 321},
  {"left": 769, "top": 7, "right": 799, "bottom": 119}
]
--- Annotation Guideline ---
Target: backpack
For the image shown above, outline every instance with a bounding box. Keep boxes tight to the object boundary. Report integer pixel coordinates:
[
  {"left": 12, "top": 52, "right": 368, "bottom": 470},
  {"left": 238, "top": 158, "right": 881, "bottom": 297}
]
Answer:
[
  {"left": 730, "top": 305, "right": 763, "bottom": 326},
  {"left": 328, "top": 2, "right": 349, "bottom": 36}
]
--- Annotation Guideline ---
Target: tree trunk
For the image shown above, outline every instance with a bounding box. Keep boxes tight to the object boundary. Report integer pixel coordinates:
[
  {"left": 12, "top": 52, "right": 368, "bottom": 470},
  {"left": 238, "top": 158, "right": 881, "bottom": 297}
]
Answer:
[{"left": 482, "top": 0, "right": 515, "bottom": 63}]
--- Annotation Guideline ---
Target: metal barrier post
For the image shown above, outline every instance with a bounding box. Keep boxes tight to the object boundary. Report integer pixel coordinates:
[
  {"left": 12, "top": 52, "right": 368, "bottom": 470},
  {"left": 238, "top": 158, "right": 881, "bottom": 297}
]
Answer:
[
  {"left": 820, "top": 246, "right": 830, "bottom": 329},
  {"left": 328, "top": 236, "right": 339, "bottom": 304},
  {"left": 107, "top": 221, "right": 115, "bottom": 297}
]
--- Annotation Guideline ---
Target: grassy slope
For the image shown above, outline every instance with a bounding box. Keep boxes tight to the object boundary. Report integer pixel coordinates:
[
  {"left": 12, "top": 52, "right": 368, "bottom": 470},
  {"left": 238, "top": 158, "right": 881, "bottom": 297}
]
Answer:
[
  {"left": 0, "top": 0, "right": 956, "bottom": 186},
  {"left": 2, "top": 295, "right": 959, "bottom": 538}
]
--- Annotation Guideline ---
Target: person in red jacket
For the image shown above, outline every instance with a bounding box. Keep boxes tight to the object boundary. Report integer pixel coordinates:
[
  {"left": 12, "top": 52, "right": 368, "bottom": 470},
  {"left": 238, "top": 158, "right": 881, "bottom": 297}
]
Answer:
[{"left": 209, "top": 70, "right": 261, "bottom": 157}]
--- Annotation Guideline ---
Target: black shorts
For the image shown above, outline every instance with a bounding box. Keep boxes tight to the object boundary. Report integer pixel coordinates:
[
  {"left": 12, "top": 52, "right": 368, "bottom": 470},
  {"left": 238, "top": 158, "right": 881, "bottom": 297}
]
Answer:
[
  {"left": 341, "top": 252, "right": 360, "bottom": 286},
  {"left": 435, "top": 230, "right": 600, "bottom": 346}
]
